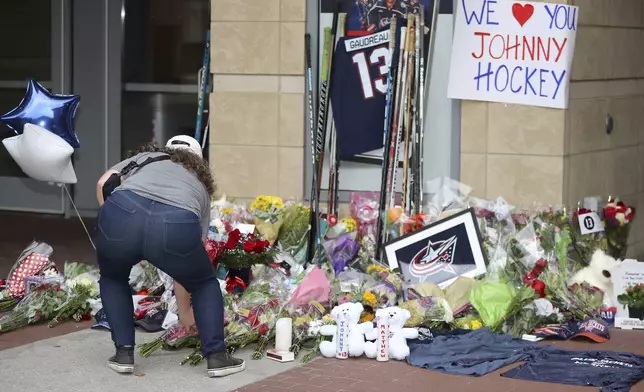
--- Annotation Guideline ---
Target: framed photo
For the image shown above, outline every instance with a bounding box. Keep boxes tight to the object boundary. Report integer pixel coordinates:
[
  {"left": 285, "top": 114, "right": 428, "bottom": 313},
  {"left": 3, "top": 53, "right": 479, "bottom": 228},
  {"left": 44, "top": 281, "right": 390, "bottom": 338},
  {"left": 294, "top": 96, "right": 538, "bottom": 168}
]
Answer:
[{"left": 384, "top": 208, "right": 487, "bottom": 288}]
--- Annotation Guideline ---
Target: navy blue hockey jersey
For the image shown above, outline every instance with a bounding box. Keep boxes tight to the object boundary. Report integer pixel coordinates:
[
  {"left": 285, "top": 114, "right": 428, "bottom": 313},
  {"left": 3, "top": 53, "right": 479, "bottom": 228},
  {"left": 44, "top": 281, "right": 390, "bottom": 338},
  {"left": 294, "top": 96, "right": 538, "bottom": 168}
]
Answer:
[{"left": 331, "top": 26, "right": 401, "bottom": 161}]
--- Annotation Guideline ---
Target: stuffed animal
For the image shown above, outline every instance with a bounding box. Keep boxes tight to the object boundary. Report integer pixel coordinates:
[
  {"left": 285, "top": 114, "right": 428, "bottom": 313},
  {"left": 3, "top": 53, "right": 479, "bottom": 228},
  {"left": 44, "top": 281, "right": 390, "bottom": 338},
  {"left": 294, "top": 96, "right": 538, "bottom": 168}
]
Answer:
[
  {"left": 364, "top": 306, "right": 418, "bottom": 360},
  {"left": 319, "top": 302, "right": 372, "bottom": 358},
  {"left": 569, "top": 249, "right": 622, "bottom": 307}
]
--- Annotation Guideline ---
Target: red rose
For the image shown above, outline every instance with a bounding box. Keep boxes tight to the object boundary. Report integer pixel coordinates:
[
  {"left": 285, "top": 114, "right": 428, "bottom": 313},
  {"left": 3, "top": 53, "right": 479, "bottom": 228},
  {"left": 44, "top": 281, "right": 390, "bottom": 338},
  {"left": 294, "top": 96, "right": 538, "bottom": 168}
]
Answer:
[
  {"left": 328, "top": 214, "right": 338, "bottom": 226},
  {"left": 531, "top": 279, "right": 546, "bottom": 298},
  {"left": 254, "top": 239, "right": 269, "bottom": 253},
  {"left": 535, "top": 258, "right": 548, "bottom": 270},
  {"left": 225, "top": 229, "right": 242, "bottom": 250},
  {"left": 575, "top": 208, "right": 591, "bottom": 216},
  {"left": 604, "top": 204, "right": 617, "bottom": 220},
  {"left": 242, "top": 240, "right": 256, "bottom": 253},
  {"left": 258, "top": 323, "right": 270, "bottom": 336}
]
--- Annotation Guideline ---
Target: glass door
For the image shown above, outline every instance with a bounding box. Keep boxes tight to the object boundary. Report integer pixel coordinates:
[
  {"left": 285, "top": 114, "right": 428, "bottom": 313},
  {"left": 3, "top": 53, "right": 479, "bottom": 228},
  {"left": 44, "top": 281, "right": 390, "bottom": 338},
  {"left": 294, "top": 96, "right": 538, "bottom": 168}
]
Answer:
[
  {"left": 0, "top": 0, "right": 69, "bottom": 213},
  {"left": 120, "top": 0, "right": 210, "bottom": 157}
]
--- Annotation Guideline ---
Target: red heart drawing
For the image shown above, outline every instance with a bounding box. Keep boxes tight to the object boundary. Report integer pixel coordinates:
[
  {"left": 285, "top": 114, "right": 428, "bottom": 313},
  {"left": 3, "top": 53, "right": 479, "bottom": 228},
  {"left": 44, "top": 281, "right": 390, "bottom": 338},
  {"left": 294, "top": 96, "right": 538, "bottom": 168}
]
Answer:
[{"left": 512, "top": 3, "right": 534, "bottom": 27}]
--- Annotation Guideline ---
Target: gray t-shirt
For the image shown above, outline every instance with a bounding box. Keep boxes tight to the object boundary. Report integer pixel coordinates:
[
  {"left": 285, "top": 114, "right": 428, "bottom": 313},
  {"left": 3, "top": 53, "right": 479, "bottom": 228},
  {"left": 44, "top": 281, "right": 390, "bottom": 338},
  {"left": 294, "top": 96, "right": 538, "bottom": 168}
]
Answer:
[{"left": 110, "top": 152, "right": 210, "bottom": 241}]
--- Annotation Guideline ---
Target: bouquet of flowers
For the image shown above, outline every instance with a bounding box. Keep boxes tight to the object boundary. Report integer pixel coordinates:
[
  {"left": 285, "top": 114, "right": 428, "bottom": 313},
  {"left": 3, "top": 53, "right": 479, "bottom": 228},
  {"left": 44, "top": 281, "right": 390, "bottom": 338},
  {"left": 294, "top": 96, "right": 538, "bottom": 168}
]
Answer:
[
  {"left": 504, "top": 298, "right": 564, "bottom": 337},
  {"left": 603, "top": 198, "right": 635, "bottom": 259},
  {"left": 398, "top": 297, "right": 449, "bottom": 328},
  {"left": 570, "top": 207, "right": 607, "bottom": 266},
  {"left": 130, "top": 261, "right": 163, "bottom": 293},
  {"left": 138, "top": 324, "right": 199, "bottom": 357},
  {"left": 617, "top": 283, "right": 644, "bottom": 319},
  {"left": 300, "top": 313, "right": 335, "bottom": 363},
  {"left": 48, "top": 270, "right": 100, "bottom": 327},
  {"left": 216, "top": 229, "right": 278, "bottom": 269},
  {"left": 323, "top": 222, "right": 360, "bottom": 276},
  {"left": 249, "top": 195, "right": 285, "bottom": 244},
  {"left": 0, "top": 283, "right": 68, "bottom": 333},
  {"left": 277, "top": 202, "right": 311, "bottom": 265}
]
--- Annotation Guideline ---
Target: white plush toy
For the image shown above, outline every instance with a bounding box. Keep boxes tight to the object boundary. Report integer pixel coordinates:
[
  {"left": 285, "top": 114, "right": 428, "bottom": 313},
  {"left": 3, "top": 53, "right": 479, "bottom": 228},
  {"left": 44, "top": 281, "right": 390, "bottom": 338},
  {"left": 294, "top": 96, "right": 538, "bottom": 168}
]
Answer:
[
  {"left": 365, "top": 306, "right": 418, "bottom": 360},
  {"left": 319, "top": 302, "right": 372, "bottom": 358},
  {"left": 569, "top": 249, "right": 622, "bottom": 307}
]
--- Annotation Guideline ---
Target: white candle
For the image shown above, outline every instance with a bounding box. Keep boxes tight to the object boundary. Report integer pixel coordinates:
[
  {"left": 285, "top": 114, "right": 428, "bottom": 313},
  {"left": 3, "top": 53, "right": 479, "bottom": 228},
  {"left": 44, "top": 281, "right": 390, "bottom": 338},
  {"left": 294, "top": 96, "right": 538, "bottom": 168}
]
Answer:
[
  {"left": 275, "top": 318, "right": 293, "bottom": 352},
  {"left": 376, "top": 316, "right": 389, "bottom": 362},
  {"left": 336, "top": 313, "right": 350, "bottom": 359}
]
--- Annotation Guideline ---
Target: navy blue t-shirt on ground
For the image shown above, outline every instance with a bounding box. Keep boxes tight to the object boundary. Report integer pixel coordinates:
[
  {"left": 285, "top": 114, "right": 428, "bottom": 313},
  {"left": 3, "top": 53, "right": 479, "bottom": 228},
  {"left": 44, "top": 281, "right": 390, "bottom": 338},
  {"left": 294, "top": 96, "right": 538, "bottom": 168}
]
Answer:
[{"left": 501, "top": 348, "right": 644, "bottom": 392}]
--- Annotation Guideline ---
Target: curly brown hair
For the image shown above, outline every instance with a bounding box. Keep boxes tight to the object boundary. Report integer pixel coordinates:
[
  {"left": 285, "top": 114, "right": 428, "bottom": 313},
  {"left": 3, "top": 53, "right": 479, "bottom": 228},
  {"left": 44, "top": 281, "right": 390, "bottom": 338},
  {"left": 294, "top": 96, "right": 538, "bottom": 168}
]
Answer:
[{"left": 128, "top": 142, "right": 216, "bottom": 196}]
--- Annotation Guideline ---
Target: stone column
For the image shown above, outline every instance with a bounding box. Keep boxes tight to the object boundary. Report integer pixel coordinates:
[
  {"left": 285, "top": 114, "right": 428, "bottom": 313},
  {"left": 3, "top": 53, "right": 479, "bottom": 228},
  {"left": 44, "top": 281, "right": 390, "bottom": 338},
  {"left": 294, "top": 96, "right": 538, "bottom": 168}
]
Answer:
[
  {"left": 459, "top": 0, "right": 644, "bottom": 258},
  {"left": 209, "top": 0, "right": 306, "bottom": 202}
]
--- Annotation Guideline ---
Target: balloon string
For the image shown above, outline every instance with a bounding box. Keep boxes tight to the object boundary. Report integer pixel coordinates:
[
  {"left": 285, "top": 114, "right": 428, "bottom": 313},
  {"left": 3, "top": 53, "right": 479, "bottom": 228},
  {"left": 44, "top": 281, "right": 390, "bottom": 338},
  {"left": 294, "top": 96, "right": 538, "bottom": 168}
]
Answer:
[{"left": 61, "top": 184, "right": 96, "bottom": 251}]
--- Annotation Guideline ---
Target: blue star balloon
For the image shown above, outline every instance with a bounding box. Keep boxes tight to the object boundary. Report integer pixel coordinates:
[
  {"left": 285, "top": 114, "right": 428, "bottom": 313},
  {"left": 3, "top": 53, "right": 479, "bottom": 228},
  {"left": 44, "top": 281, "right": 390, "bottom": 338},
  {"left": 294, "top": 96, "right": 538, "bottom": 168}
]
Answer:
[{"left": 0, "top": 79, "right": 81, "bottom": 148}]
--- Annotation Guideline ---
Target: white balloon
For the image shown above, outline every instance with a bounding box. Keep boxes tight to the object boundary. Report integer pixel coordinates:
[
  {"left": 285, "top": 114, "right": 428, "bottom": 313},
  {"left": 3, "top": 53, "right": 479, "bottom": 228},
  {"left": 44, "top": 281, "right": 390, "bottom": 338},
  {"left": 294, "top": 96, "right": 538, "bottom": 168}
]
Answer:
[{"left": 2, "top": 123, "right": 77, "bottom": 184}]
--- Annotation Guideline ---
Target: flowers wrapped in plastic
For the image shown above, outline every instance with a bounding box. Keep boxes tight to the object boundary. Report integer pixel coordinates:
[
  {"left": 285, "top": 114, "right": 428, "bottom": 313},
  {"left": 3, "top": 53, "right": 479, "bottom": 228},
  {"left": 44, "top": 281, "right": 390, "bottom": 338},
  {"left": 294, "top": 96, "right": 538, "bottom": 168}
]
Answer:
[
  {"left": 398, "top": 296, "right": 449, "bottom": 329},
  {"left": 603, "top": 198, "right": 635, "bottom": 259},
  {"left": 323, "top": 225, "right": 360, "bottom": 276},
  {"left": 179, "top": 267, "right": 293, "bottom": 366},
  {"left": 249, "top": 195, "right": 285, "bottom": 245},
  {"left": 571, "top": 206, "right": 607, "bottom": 266},
  {"left": 276, "top": 202, "right": 311, "bottom": 265},
  {"left": 216, "top": 229, "right": 278, "bottom": 269},
  {"left": 48, "top": 271, "right": 100, "bottom": 327},
  {"left": 0, "top": 283, "right": 68, "bottom": 333},
  {"left": 470, "top": 197, "right": 517, "bottom": 280}
]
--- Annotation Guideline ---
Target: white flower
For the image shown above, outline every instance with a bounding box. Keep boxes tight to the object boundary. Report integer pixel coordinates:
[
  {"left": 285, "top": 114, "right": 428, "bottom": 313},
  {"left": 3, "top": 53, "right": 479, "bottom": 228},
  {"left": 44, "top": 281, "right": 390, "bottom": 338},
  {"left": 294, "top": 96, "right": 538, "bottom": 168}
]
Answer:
[
  {"left": 307, "top": 320, "right": 323, "bottom": 336},
  {"left": 213, "top": 218, "right": 226, "bottom": 234},
  {"left": 531, "top": 298, "right": 556, "bottom": 317},
  {"left": 616, "top": 212, "right": 626, "bottom": 225}
]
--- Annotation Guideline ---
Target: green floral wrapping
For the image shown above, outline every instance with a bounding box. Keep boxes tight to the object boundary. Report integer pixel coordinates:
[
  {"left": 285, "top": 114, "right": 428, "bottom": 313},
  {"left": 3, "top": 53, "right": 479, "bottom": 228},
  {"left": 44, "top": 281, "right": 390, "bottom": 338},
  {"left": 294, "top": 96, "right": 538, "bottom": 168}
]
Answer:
[
  {"left": 277, "top": 204, "right": 311, "bottom": 265},
  {"left": 605, "top": 223, "right": 631, "bottom": 259}
]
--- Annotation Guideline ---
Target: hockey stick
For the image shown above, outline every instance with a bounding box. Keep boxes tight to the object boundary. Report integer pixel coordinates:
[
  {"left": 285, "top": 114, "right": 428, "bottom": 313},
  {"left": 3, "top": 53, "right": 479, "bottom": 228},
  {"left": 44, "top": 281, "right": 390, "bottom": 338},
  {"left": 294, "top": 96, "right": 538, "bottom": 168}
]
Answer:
[
  {"left": 401, "top": 15, "right": 416, "bottom": 216},
  {"left": 389, "top": 18, "right": 413, "bottom": 213},
  {"left": 328, "top": 12, "right": 346, "bottom": 217},
  {"left": 194, "top": 28, "right": 211, "bottom": 144},
  {"left": 305, "top": 33, "right": 318, "bottom": 265},
  {"left": 307, "top": 27, "right": 331, "bottom": 263},
  {"left": 375, "top": 16, "right": 398, "bottom": 261},
  {"left": 410, "top": 11, "right": 422, "bottom": 216},
  {"left": 382, "top": 25, "right": 408, "bottom": 245},
  {"left": 309, "top": 2, "right": 341, "bottom": 263}
]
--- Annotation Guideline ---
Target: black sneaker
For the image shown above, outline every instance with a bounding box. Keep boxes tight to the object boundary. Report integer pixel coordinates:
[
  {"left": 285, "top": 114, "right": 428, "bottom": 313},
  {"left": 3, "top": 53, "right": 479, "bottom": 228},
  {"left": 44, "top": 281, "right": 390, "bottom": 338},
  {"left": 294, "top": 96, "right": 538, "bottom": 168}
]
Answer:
[
  {"left": 108, "top": 345, "right": 135, "bottom": 374},
  {"left": 206, "top": 351, "right": 245, "bottom": 377}
]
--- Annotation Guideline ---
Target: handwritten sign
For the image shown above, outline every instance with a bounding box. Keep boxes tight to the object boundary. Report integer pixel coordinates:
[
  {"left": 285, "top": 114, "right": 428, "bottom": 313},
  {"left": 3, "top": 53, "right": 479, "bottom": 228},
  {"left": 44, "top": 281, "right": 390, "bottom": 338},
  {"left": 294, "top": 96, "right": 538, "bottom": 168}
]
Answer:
[
  {"left": 335, "top": 318, "right": 350, "bottom": 359},
  {"left": 447, "top": 0, "right": 578, "bottom": 109},
  {"left": 611, "top": 260, "right": 644, "bottom": 330},
  {"left": 377, "top": 317, "right": 389, "bottom": 362}
]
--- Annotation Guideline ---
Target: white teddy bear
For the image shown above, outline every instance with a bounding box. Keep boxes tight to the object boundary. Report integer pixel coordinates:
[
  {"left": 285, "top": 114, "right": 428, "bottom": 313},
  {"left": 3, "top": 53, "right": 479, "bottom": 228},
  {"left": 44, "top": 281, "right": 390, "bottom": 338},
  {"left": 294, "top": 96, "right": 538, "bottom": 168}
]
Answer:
[
  {"left": 320, "top": 302, "right": 372, "bottom": 358},
  {"left": 365, "top": 306, "right": 418, "bottom": 360},
  {"left": 569, "top": 249, "right": 622, "bottom": 307}
]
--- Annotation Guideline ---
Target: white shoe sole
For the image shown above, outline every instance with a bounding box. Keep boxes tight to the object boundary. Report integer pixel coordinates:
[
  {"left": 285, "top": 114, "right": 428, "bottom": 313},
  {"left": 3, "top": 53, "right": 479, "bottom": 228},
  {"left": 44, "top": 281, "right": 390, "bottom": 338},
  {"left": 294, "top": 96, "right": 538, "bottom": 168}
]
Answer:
[
  {"left": 108, "top": 362, "right": 134, "bottom": 374},
  {"left": 207, "top": 361, "right": 246, "bottom": 378}
]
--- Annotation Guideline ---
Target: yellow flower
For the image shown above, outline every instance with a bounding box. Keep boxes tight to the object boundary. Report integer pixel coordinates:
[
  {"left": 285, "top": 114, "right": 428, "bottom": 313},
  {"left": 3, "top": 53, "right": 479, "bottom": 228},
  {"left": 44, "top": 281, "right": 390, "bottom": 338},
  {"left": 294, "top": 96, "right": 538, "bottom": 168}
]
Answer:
[
  {"left": 250, "top": 195, "right": 283, "bottom": 212},
  {"left": 471, "top": 320, "right": 483, "bottom": 330},
  {"left": 360, "top": 312, "right": 374, "bottom": 323},
  {"left": 322, "top": 314, "right": 334, "bottom": 324},
  {"left": 366, "top": 264, "right": 389, "bottom": 274},
  {"left": 362, "top": 291, "right": 376, "bottom": 305},
  {"left": 221, "top": 207, "right": 233, "bottom": 215},
  {"left": 340, "top": 217, "right": 357, "bottom": 232}
]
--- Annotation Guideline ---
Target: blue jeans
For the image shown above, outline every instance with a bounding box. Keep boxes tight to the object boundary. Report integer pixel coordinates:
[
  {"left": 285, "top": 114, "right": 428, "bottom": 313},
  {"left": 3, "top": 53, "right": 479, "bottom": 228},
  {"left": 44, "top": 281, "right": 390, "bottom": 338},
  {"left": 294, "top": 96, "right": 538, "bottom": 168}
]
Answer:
[{"left": 96, "top": 190, "right": 224, "bottom": 356}]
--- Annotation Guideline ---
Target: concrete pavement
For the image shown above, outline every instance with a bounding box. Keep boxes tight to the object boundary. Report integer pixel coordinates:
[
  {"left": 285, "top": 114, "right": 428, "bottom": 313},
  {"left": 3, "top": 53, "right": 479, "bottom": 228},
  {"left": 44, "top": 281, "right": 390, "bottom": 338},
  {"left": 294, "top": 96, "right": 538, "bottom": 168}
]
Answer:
[{"left": 0, "top": 329, "right": 302, "bottom": 392}]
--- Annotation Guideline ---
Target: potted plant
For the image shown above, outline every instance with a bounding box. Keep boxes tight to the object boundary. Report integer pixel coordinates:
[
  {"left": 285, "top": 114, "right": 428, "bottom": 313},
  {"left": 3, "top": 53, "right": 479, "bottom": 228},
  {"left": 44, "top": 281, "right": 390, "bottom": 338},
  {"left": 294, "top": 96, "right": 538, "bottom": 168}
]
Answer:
[{"left": 617, "top": 283, "right": 644, "bottom": 320}]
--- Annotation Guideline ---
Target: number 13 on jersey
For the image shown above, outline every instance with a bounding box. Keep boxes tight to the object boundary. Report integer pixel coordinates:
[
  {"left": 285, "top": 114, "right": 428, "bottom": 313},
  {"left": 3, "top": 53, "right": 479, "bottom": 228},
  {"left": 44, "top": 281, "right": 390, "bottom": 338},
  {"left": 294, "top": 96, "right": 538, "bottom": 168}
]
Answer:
[{"left": 352, "top": 47, "right": 390, "bottom": 99}]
